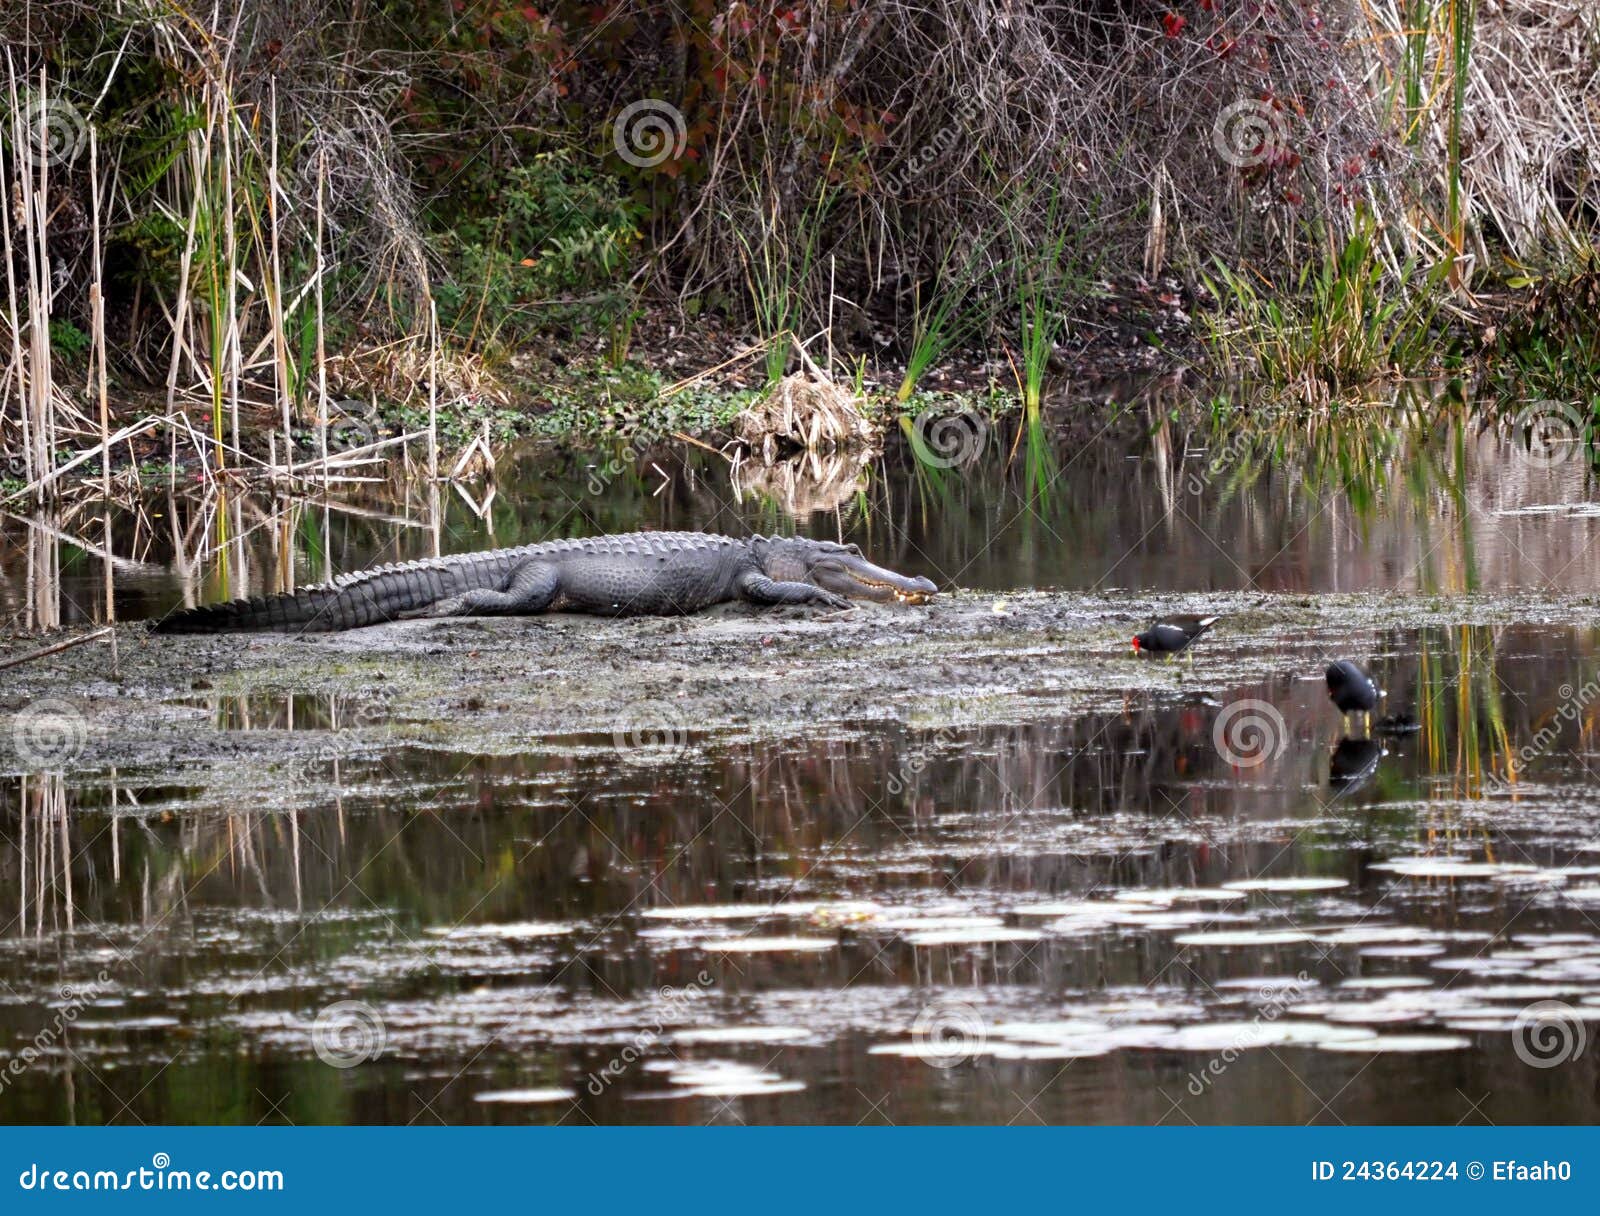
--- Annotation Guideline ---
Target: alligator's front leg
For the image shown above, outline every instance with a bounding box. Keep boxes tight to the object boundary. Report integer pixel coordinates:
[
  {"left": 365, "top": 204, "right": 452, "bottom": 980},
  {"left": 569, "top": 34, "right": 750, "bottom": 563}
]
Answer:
[
  {"left": 404, "top": 560, "right": 561, "bottom": 619},
  {"left": 737, "top": 572, "right": 849, "bottom": 610}
]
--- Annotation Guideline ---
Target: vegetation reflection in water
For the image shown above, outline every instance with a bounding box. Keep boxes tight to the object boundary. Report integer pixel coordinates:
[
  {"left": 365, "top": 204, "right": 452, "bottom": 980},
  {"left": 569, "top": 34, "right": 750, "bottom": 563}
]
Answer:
[
  {"left": 5, "top": 383, "right": 1600, "bottom": 631},
  {"left": 3, "top": 618, "right": 1600, "bottom": 1124},
  {"left": 4, "top": 388, "right": 1600, "bottom": 1124}
]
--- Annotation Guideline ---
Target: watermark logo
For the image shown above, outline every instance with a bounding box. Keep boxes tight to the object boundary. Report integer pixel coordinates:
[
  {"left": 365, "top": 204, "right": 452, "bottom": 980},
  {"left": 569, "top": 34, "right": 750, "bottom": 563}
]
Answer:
[
  {"left": 883, "top": 85, "right": 982, "bottom": 197},
  {"left": 1212, "top": 698, "right": 1287, "bottom": 769},
  {"left": 613, "top": 99, "right": 687, "bottom": 168},
  {"left": 1185, "top": 428, "right": 1255, "bottom": 496},
  {"left": 909, "top": 998, "right": 987, "bottom": 1068},
  {"left": 312, "top": 999, "right": 386, "bottom": 1067},
  {"left": 910, "top": 406, "right": 988, "bottom": 470},
  {"left": 12, "top": 93, "right": 87, "bottom": 168},
  {"left": 1512, "top": 1000, "right": 1586, "bottom": 1068},
  {"left": 0, "top": 970, "right": 113, "bottom": 1099},
  {"left": 612, "top": 700, "right": 691, "bottom": 760},
  {"left": 585, "top": 973, "right": 714, "bottom": 1095},
  {"left": 292, "top": 687, "right": 400, "bottom": 788},
  {"left": 324, "top": 399, "right": 380, "bottom": 453},
  {"left": 1484, "top": 675, "right": 1600, "bottom": 795},
  {"left": 1506, "top": 400, "right": 1588, "bottom": 471},
  {"left": 1186, "top": 972, "right": 1314, "bottom": 1096},
  {"left": 1212, "top": 99, "right": 1289, "bottom": 169},
  {"left": 11, "top": 699, "right": 88, "bottom": 768}
]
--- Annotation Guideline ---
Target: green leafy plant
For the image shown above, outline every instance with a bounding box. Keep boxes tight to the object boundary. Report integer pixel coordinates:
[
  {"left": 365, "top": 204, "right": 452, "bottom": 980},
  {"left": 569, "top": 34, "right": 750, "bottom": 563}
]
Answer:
[
  {"left": 48, "top": 320, "right": 90, "bottom": 359},
  {"left": 1491, "top": 249, "right": 1600, "bottom": 418},
  {"left": 435, "top": 153, "right": 645, "bottom": 356}
]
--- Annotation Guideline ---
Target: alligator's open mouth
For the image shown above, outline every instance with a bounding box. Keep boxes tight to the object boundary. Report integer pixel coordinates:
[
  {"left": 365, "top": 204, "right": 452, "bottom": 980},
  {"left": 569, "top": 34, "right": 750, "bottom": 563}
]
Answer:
[
  {"left": 813, "top": 557, "right": 939, "bottom": 605},
  {"left": 852, "top": 575, "right": 936, "bottom": 605}
]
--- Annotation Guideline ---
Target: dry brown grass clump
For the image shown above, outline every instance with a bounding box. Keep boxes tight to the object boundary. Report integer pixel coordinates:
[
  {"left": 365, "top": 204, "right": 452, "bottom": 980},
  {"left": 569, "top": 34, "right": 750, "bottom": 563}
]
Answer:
[
  {"left": 325, "top": 338, "right": 508, "bottom": 411},
  {"left": 733, "top": 373, "right": 875, "bottom": 461}
]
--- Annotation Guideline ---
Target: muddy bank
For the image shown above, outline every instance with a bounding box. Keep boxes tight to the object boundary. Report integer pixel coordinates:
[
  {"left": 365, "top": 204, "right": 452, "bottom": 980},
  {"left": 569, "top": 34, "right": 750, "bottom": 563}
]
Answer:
[{"left": 3, "top": 586, "right": 1596, "bottom": 799}]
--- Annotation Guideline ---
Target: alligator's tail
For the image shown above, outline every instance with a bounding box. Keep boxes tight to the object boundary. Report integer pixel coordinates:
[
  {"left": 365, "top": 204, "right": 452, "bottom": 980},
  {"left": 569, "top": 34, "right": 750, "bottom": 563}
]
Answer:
[{"left": 151, "top": 557, "right": 492, "bottom": 634}]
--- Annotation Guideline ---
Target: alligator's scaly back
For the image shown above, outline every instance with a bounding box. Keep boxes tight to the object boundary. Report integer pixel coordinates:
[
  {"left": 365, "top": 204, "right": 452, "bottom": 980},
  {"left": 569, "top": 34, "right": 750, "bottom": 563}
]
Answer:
[{"left": 151, "top": 532, "right": 754, "bottom": 633}]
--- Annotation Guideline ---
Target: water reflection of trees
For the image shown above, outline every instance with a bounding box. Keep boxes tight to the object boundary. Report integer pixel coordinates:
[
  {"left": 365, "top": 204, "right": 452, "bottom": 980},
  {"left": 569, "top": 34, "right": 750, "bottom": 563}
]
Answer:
[
  {"left": 8, "top": 621, "right": 1590, "bottom": 951},
  {"left": 8, "top": 380, "right": 1600, "bottom": 629}
]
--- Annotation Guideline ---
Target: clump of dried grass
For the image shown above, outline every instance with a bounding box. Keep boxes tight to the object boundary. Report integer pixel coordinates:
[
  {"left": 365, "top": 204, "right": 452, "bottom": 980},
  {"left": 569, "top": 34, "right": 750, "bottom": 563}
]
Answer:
[
  {"left": 733, "top": 372, "right": 875, "bottom": 461},
  {"left": 325, "top": 337, "right": 508, "bottom": 411}
]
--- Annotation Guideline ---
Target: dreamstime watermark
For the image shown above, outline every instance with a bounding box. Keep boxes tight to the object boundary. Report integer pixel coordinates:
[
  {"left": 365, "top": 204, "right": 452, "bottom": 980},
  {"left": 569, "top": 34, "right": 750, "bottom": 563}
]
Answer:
[
  {"left": 612, "top": 699, "right": 691, "bottom": 761},
  {"left": 909, "top": 998, "right": 987, "bottom": 1068},
  {"left": 1185, "top": 971, "right": 1314, "bottom": 1097},
  {"left": 883, "top": 85, "right": 983, "bottom": 197},
  {"left": 289, "top": 687, "right": 400, "bottom": 788},
  {"left": 587, "top": 441, "right": 646, "bottom": 497},
  {"left": 1506, "top": 399, "right": 1588, "bottom": 471},
  {"left": 1211, "top": 99, "right": 1289, "bottom": 169},
  {"left": 311, "top": 999, "right": 387, "bottom": 1067},
  {"left": 885, "top": 707, "right": 979, "bottom": 797},
  {"left": 612, "top": 99, "right": 687, "bottom": 168},
  {"left": 585, "top": 972, "right": 714, "bottom": 1095},
  {"left": 1512, "top": 1000, "right": 1587, "bottom": 1069},
  {"left": 9, "top": 699, "right": 89, "bottom": 769},
  {"left": 1484, "top": 675, "right": 1600, "bottom": 795},
  {"left": 8, "top": 92, "right": 87, "bottom": 168},
  {"left": 1184, "top": 427, "right": 1255, "bottom": 496},
  {"left": 1212, "top": 697, "right": 1287, "bottom": 769},
  {"left": 321, "top": 398, "right": 380, "bottom": 453},
  {"left": 0, "top": 970, "right": 113, "bottom": 1099},
  {"left": 909, "top": 405, "right": 988, "bottom": 470},
  {"left": 17, "top": 1153, "right": 283, "bottom": 1193}
]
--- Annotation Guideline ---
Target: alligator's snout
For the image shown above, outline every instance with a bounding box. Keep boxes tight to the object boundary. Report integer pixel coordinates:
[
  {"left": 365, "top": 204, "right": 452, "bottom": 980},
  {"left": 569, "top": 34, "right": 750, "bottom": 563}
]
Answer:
[{"left": 813, "top": 555, "right": 938, "bottom": 604}]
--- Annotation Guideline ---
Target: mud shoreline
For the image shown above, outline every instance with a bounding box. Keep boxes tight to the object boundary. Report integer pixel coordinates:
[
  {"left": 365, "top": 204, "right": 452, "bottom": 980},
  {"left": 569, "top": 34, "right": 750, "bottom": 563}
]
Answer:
[{"left": 4, "top": 587, "right": 1594, "bottom": 798}]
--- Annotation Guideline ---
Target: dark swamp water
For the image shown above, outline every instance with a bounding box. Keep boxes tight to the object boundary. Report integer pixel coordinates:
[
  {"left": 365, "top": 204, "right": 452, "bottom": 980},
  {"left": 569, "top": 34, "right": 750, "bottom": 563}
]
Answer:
[{"left": 4, "top": 389, "right": 1600, "bottom": 1124}]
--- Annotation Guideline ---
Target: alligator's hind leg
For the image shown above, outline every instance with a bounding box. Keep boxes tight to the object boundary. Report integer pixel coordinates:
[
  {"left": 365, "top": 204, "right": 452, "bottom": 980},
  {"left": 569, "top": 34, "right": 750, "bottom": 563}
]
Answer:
[
  {"left": 737, "top": 572, "right": 849, "bottom": 610},
  {"left": 406, "top": 560, "right": 561, "bottom": 619}
]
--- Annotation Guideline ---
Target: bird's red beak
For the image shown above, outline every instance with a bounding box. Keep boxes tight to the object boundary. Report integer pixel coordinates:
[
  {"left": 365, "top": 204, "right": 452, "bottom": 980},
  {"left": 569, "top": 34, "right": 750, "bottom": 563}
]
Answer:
[{"left": 1130, "top": 637, "right": 1140, "bottom": 652}]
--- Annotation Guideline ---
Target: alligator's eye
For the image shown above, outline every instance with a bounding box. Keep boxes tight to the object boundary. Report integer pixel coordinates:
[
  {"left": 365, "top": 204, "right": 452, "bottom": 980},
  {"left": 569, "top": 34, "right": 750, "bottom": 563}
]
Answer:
[{"left": 845, "top": 543, "right": 862, "bottom": 556}]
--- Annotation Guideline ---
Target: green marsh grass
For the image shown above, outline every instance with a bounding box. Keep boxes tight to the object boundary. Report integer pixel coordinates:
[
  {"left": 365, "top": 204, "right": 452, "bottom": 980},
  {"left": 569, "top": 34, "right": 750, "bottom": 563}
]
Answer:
[
  {"left": 1203, "top": 211, "right": 1448, "bottom": 397},
  {"left": 896, "top": 239, "right": 995, "bottom": 403},
  {"left": 1011, "top": 195, "right": 1076, "bottom": 421},
  {"left": 733, "top": 179, "right": 834, "bottom": 386}
]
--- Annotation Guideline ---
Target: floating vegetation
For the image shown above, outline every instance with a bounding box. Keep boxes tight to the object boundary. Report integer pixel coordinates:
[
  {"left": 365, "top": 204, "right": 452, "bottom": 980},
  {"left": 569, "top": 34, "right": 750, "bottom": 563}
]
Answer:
[
  {"left": 424, "top": 923, "right": 573, "bottom": 940},
  {"left": 672, "top": 1026, "right": 816, "bottom": 1046},
  {"left": 1222, "top": 878, "right": 1350, "bottom": 893},
  {"left": 698, "top": 936, "right": 836, "bottom": 955},
  {"left": 1373, "top": 859, "right": 1544, "bottom": 879},
  {"left": 645, "top": 1062, "right": 805, "bottom": 1100},
  {"left": 1319, "top": 1035, "right": 1473, "bottom": 1054},
  {"left": 1113, "top": 888, "right": 1247, "bottom": 904},
  {"left": 903, "top": 926, "right": 1044, "bottom": 947},
  {"left": 1173, "top": 930, "right": 1315, "bottom": 948},
  {"left": 472, "top": 1088, "right": 576, "bottom": 1105},
  {"left": 1159, "top": 1023, "right": 1377, "bottom": 1051},
  {"left": 640, "top": 904, "right": 818, "bottom": 921}
]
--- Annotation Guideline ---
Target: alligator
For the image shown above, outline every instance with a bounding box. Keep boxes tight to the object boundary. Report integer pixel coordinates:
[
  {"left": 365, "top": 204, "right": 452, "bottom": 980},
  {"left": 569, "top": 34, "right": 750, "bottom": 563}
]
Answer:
[{"left": 152, "top": 531, "right": 938, "bottom": 633}]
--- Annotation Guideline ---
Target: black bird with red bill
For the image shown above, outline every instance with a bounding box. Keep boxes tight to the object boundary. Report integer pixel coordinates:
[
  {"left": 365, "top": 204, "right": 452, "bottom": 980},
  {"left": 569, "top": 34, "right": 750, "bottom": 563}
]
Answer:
[{"left": 1132, "top": 614, "right": 1220, "bottom": 657}]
